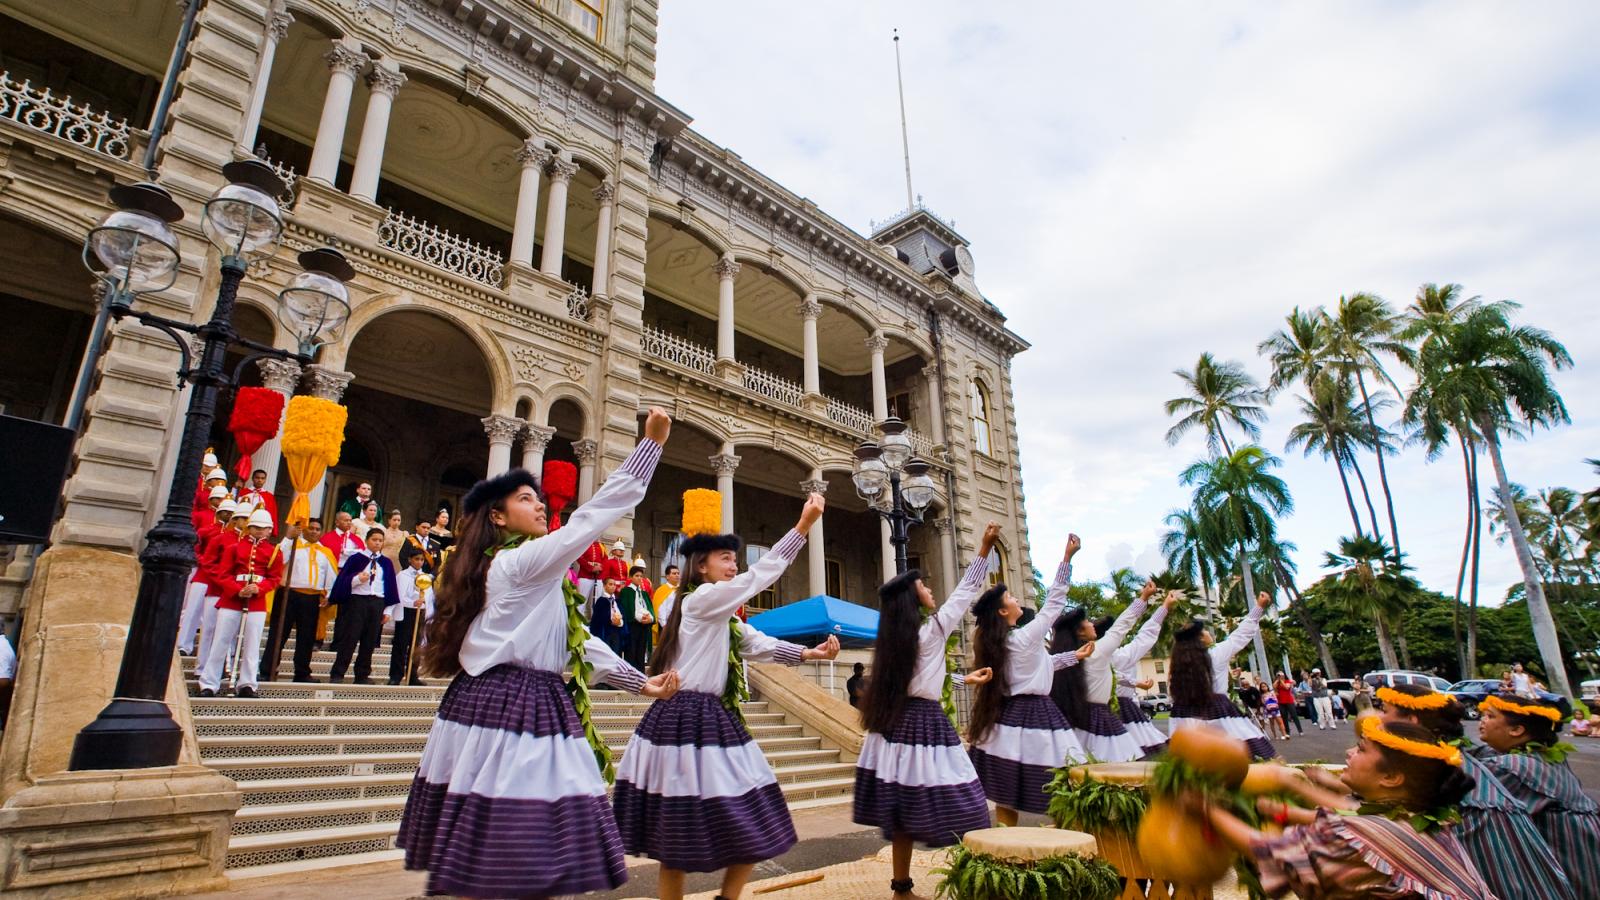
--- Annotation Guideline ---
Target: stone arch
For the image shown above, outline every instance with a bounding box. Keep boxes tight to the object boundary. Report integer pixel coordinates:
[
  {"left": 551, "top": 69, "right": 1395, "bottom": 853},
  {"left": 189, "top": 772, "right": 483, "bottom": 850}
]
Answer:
[
  {"left": 280, "top": 2, "right": 345, "bottom": 39},
  {"left": 392, "top": 66, "right": 533, "bottom": 142},
  {"left": 541, "top": 392, "right": 591, "bottom": 439},
  {"left": 728, "top": 252, "right": 810, "bottom": 304},
  {"left": 646, "top": 203, "right": 730, "bottom": 258},
  {"left": 814, "top": 291, "right": 881, "bottom": 336},
  {"left": 338, "top": 291, "right": 512, "bottom": 412}
]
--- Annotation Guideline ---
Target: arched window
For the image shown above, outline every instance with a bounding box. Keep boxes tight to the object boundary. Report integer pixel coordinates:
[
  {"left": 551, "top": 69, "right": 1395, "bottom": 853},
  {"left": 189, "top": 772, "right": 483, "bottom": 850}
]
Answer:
[
  {"left": 987, "top": 543, "right": 1008, "bottom": 587},
  {"left": 969, "top": 380, "right": 993, "bottom": 456}
]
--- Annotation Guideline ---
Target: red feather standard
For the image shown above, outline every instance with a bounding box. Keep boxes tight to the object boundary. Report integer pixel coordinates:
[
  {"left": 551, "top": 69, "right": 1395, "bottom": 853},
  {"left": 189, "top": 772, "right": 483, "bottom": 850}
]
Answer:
[
  {"left": 541, "top": 459, "right": 577, "bottom": 531},
  {"left": 228, "top": 386, "right": 285, "bottom": 479}
]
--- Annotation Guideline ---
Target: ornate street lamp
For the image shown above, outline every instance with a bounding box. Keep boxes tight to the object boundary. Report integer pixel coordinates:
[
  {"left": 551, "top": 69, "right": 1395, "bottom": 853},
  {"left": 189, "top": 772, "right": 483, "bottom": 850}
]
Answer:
[
  {"left": 853, "top": 416, "right": 938, "bottom": 574},
  {"left": 68, "top": 161, "right": 348, "bottom": 770}
]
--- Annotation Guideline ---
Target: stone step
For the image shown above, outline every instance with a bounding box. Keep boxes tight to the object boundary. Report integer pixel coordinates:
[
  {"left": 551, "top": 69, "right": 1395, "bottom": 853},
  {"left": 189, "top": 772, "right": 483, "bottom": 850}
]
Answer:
[
  {"left": 224, "top": 822, "right": 400, "bottom": 871},
  {"left": 195, "top": 709, "right": 790, "bottom": 737}
]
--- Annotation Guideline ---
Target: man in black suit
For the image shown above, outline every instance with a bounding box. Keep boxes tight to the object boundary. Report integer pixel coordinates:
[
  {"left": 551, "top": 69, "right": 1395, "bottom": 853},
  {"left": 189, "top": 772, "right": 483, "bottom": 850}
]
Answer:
[
  {"left": 328, "top": 528, "right": 400, "bottom": 684},
  {"left": 404, "top": 518, "right": 440, "bottom": 574}
]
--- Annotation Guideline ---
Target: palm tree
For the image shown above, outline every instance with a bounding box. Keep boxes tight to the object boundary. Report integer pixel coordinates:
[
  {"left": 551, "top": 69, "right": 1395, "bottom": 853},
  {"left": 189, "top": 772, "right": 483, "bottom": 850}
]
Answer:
[
  {"left": 1164, "top": 353, "right": 1268, "bottom": 456},
  {"left": 1161, "top": 507, "right": 1223, "bottom": 614},
  {"left": 1410, "top": 304, "right": 1575, "bottom": 696},
  {"left": 1181, "top": 446, "right": 1294, "bottom": 678},
  {"left": 1582, "top": 459, "right": 1600, "bottom": 551},
  {"left": 1259, "top": 307, "right": 1331, "bottom": 398},
  {"left": 1261, "top": 537, "right": 1338, "bottom": 677},
  {"left": 1322, "top": 535, "right": 1410, "bottom": 669},
  {"left": 1150, "top": 570, "right": 1206, "bottom": 656},
  {"left": 1325, "top": 292, "right": 1407, "bottom": 555},
  {"left": 1284, "top": 373, "right": 1388, "bottom": 536}
]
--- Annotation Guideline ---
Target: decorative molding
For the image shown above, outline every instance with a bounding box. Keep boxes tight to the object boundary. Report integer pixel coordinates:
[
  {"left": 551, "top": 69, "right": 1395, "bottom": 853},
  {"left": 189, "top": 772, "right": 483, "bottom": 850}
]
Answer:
[
  {"left": 712, "top": 256, "right": 741, "bottom": 280},
  {"left": 522, "top": 423, "right": 556, "bottom": 450},
  {"left": 546, "top": 158, "right": 579, "bottom": 184},
  {"left": 797, "top": 298, "right": 823, "bottom": 320},
  {"left": 324, "top": 43, "right": 368, "bottom": 79},
  {"left": 932, "top": 517, "right": 954, "bottom": 535},
  {"left": 571, "top": 438, "right": 599, "bottom": 463},
  {"left": 864, "top": 332, "right": 890, "bottom": 354},
  {"left": 256, "top": 358, "right": 302, "bottom": 395},
  {"left": 592, "top": 180, "right": 615, "bottom": 205},
  {"left": 480, "top": 413, "right": 522, "bottom": 444},
  {"left": 304, "top": 364, "right": 354, "bottom": 402},
  {"left": 515, "top": 140, "right": 553, "bottom": 169},
  {"left": 709, "top": 453, "right": 741, "bottom": 477},
  {"left": 267, "top": 10, "right": 294, "bottom": 43},
  {"left": 799, "top": 478, "right": 828, "bottom": 495},
  {"left": 366, "top": 65, "right": 407, "bottom": 97}
]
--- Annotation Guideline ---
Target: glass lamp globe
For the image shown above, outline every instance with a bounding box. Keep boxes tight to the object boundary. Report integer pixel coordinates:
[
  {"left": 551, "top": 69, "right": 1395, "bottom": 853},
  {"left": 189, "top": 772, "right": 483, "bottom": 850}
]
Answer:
[
  {"left": 85, "top": 182, "right": 183, "bottom": 295},
  {"left": 203, "top": 159, "right": 284, "bottom": 259},
  {"left": 277, "top": 247, "right": 355, "bottom": 355},
  {"left": 878, "top": 416, "right": 912, "bottom": 470},
  {"left": 901, "top": 458, "right": 938, "bottom": 511},
  {"left": 852, "top": 442, "right": 888, "bottom": 499}
]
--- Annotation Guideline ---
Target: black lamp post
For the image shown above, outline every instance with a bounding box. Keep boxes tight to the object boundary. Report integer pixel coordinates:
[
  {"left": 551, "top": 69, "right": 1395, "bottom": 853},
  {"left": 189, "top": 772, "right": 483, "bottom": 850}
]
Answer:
[
  {"left": 68, "top": 160, "right": 352, "bottom": 770},
  {"left": 852, "top": 416, "right": 939, "bottom": 575}
]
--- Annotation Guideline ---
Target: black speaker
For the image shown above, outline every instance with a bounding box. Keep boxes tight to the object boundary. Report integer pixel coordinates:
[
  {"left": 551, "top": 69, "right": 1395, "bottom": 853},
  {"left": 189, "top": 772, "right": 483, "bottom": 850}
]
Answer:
[{"left": 0, "top": 414, "right": 76, "bottom": 544}]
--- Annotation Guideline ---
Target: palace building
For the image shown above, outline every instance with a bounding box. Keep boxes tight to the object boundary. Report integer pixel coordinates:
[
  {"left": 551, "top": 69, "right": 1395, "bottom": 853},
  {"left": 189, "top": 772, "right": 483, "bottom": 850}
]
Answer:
[{"left": 0, "top": 0, "right": 1032, "bottom": 887}]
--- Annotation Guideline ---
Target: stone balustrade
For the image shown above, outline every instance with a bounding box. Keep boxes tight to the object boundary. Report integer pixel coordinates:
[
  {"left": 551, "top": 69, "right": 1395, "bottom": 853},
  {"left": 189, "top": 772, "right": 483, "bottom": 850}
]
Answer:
[{"left": 0, "top": 71, "right": 135, "bottom": 161}]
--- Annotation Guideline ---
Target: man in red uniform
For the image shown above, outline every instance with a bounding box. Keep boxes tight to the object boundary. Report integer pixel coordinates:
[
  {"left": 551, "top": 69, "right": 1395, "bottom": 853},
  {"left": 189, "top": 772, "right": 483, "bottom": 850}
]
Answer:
[
  {"left": 198, "top": 508, "right": 282, "bottom": 697},
  {"left": 601, "top": 539, "right": 630, "bottom": 585},
  {"left": 191, "top": 461, "right": 229, "bottom": 529},
  {"left": 576, "top": 537, "right": 608, "bottom": 609},
  {"left": 235, "top": 468, "right": 279, "bottom": 530},
  {"left": 179, "top": 492, "right": 231, "bottom": 655},
  {"left": 196, "top": 502, "right": 249, "bottom": 666}
]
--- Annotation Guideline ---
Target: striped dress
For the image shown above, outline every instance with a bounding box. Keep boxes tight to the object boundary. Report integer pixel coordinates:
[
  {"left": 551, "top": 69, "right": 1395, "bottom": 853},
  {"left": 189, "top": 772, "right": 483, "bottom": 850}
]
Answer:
[
  {"left": 1110, "top": 601, "right": 1170, "bottom": 754},
  {"left": 1251, "top": 809, "right": 1495, "bottom": 899},
  {"left": 1166, "top": 603, "right": 1277, "bottom": 761},
  {"left": 1452, "top": 747, "right": 1573, "bottom": 900},
  {"left": 1074, "top": 596, "right": 1150, "bottom": 763},
  {"left": 1482, "top": 749, "right": 1600, "bottom": 894}
]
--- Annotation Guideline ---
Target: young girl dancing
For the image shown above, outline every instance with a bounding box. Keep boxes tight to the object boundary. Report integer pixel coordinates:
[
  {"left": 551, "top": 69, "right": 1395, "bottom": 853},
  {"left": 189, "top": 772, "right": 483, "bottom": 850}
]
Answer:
[
  {"left": 614, "top": 490, "right": 838, "bottom": 900},
  {"left": 968, "top": 534, "right": 1091, "bottom": 826},
  {"left": 1166, "top": 591, "right": 1277, "bottom": 760},
  {"left": 854, "top": 522, "right": 1003, "bottom": 900},
  {"left": 1110, "top": 588, "right": 1179, "bottom": 756},
  {"left": 396, "top": 409, "right": 681, "bottom": 899},
  {"left": 1195, "top": 717, "right": 1494, "bottom": 899},
  {"left": 1054, "top": 579, "right": 1156, "bottom": 762},
  {"left": 1477, "top": 692, "right": 1600, "bottom": 889}
]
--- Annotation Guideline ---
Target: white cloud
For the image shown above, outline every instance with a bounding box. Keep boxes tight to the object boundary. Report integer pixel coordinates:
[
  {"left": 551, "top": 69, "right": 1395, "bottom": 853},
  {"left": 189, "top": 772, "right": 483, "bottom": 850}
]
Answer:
[{"left": 656, "top": 2, "right": 1600, "bottom": 597}]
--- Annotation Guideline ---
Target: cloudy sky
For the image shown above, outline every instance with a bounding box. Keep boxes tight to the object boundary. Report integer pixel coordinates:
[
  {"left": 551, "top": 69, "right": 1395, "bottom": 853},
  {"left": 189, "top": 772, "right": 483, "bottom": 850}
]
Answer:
[{"left": 655, "top": 2, "right": 1600, "bottom": 601}]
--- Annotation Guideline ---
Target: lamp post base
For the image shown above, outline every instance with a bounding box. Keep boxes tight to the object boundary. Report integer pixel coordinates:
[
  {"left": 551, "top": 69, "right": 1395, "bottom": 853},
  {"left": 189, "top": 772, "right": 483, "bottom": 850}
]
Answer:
[{"left": 68, "top": 699, "right": 184, "bottom": 770}]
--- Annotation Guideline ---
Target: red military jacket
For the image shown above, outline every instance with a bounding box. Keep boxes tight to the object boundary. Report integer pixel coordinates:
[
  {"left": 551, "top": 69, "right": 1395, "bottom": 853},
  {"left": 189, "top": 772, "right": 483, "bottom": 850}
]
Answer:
[
  {"left": 578, "top": 541, "right": 607, "bottom": 579},
  {"left": 601, "top": 555, "right": 628, "bottom": 584},
  {"left": 219, "top": 537, "right": 283, "bottom": 607},
  {"left": 201, "top": 529, "right": 243, "bottom": 592}
]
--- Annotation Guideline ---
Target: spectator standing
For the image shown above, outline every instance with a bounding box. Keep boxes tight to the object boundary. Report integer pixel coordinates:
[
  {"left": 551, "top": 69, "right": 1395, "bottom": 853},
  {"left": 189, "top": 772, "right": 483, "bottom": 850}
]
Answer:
[
  {"left": 590, "top": 576, "right": 627, "bottom": 656},
  {"left": 1274, "top": 672, "right": 1303, "bottom": 737},
  {"left": 1352, "top": 674, "right": 1373, "bottom": 712},
  {"left": 651, "top": 565, "right": 680, "bottom": 641},
  {"left": 1510, "top": 663, "right": 1534, "bottom": 697},
  {"left": 1309, "top": 668, "right": 1336, "bottom": 729},
  {"left": 846, "top": 662, "right": 865, "bottom": 708},
  {"left": 383, "top": 511, "right": 407, "bottom": 567},
  {"left": 1261, "top": 690, "right": 1286, "bottom": 741},
  {"left": 338, "top": 481, "right": 380, "bottom": 521}
]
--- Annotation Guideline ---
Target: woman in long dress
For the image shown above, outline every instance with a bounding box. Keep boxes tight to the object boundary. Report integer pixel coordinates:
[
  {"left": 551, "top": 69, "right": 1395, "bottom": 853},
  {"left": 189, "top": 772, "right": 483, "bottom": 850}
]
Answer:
[
  {"left": 1166, "top": 591, "right": 1277, "bottom": 760},
  {"left": 1110, "top": 589, "right": 1178, "bottom": 755}
]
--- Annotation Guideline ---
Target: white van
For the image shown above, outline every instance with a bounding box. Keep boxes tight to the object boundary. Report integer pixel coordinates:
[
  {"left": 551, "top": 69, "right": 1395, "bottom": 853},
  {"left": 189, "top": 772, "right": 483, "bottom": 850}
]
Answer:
[
  {"left": 1364, "top": 670, "right": 1453, "bottom": 692},
  {"left": 1582, "top": 679, "right": 1599, "bottom": 705}
]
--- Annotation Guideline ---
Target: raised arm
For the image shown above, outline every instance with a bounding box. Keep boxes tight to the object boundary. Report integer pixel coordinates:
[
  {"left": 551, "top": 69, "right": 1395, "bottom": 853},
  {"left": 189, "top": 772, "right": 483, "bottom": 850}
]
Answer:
[
  {"left": 1095, "top": 581, "right": 1155, "bottom": 661},
  {"left": 928, "top": 521, "right": 1004, "bottom": 641},
  {"left": 582, "top": 632, "right": 648, "bottom": 694},
  {"left": 1016, "top": 533, "right": 1082, "bottom": 643},
  {"left": 1116, "top": 590, "right": 1177, "bottom": 665},
  {"left": 1215, "top": 592, "right": 1270, "bottom": 661},
  {"left": 737, "top": 622, "right": 805, "bottom": 666},
  {"left": 685, "top": 494, "right": 822, "bottom": 622}
]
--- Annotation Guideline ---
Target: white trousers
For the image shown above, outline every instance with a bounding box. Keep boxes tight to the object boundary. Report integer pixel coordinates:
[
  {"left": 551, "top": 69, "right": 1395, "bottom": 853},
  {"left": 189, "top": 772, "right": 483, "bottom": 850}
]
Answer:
[
  {"left": 199, "top": 608, "right": 265, "bottom": 692},
  {"left": 177, "top": 581, "right": 209, "bottom": 653},
  {"left": 195, "top": 595, "right": 223, "bottom": 664},
  {"left": 1313, "top": 696, "right": 1335, "bottom": 726}
]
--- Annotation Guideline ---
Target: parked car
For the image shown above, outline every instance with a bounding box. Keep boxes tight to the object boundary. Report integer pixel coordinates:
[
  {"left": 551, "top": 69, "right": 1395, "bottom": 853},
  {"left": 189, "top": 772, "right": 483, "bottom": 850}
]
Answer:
[
  {"left": 1364, "top": 670, "right": 1453, "bottom": 692},
  {"left": 1139, "top": 693, "right": 1171, "bottom": 714},
  {"left": 1581, "top": 679, "right": 1599, "bottom": 706},
  {"left": 1294, "top": 677, "right": 1360, "bottom": 718},
  {"left": 1446, "top": 679, "right": 1574, "bottom": 722}
]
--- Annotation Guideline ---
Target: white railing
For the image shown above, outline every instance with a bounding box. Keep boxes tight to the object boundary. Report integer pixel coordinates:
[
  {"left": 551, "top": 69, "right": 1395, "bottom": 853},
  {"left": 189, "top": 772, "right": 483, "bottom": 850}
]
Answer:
[
  {"left": 640, "top": 325, "right": 716, "bottom": 375},
  {"left": 742, "top": 365, "right": 805, "bottom": 408},
  {"left": 1, "top": 71, "right": 132, "bottom": 161},
  {"left": 564, "top": 283, "right": 590, "bottom": 321},
  {"left": 253, "top": 149, "right": 300, "bottom": 207},
  {"left": 378, "top": 208, "right": 505, "bottom": 287},
  {"left": 908, "top": 427, "right": 935, "bottom": 457},
  {"left": 826, "top": 397, "right": 877, "bottom": 437}
]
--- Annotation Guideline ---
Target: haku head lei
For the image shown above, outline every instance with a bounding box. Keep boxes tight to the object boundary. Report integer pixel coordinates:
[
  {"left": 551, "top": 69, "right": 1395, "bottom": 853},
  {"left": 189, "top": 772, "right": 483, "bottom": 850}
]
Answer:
[
  {"left": 1360, "top": 715, "right": 1463, "bottom": 767},
  {"left": 1375, "top": 686, "right": 1453, "bottom": 711},
  {"left": 677, "top": 489, "right": 749, "bottom": 725},
  {"left": 1479, "top": 693, "right": 1563, "bottom": 723}
]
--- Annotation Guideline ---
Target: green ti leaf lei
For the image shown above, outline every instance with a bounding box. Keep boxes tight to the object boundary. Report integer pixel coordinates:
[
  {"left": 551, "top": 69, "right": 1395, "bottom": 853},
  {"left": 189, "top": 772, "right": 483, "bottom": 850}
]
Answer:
[
  {"left": 1511, "top": 741, "right": 1577, "bottom": 766},
  {"left": 725, "top": 614, "right": 749, "bottom": 728},
  {"left": 1347, "top": 799, "right": 1462, "bottom": 835},
  {"left": 923, "top": 607, "right": 962, "bottom": 729},
  {"left": 486, "top": 534, "right": 615, "bottom": 783}
]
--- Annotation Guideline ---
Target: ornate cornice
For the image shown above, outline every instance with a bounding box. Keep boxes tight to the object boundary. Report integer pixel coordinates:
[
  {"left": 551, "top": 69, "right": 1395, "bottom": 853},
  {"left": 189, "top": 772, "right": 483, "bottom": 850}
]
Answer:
[
  {"left": 366, "top": 65, "right": 408, "bottom": 97},
  {"left": 709, "top": 452, "right": 742, "bottom": 476},
  {"left": 571, "top": 438, "right": 599, "bottom": 462},
  {"left": 712, "top": 257, "right": 741, "bottom": 280},
  {"left": 481, "top": 413, "right": 522, "bottom": 444},
  {"left": 256, "top": 358, "right": 302, "bottom": 395}
]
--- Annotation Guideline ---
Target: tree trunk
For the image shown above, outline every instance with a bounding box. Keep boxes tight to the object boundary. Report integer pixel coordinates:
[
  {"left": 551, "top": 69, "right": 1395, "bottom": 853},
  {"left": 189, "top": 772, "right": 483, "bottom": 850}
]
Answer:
[
  {"left": 1374, "top": 612, "right": 1400, "bottom": 669},
  {"left": 1277, "top": 559, "right": 1337, "bottom": 677},
  {"left": 1479, "top": 421, "right": 1572, "bottom": 697},
  {"left": 1395, "top": 618, "right": 1413, "bottom": 669},
  {"left": 1218, "top": 430, "right": 1235, "bottom": 458},
  {"left": 1335, "top": 446, "right": 1364, "bottom": 536},
  {"left": 1467, "top": 449, "right": 1482, "bottom": 677},
  {"left": 1237, "top": 549, "right": 1269, "bottom": 679},
  {"left": 1451, "top": 435, "right": 1472, "bottom": 677},
  {"left": 1349, "top": 453, "right": 1383, "bottom": 541},
  {"left": 1355, "top": 371, "right": 1402, "bottom": 557}
]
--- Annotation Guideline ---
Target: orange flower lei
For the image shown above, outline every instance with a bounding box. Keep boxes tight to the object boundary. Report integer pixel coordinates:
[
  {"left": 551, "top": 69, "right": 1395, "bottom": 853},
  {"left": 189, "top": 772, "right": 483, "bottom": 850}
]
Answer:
[
  {"left": 1360, "top": 715, "right": 1463, "bottom": 767},
  {"left": 1479, "top": 694, "right": 1563, "bottom": 723},
  {"left": 1375, "top": 686, "right": 1453, "bottom": 711}
]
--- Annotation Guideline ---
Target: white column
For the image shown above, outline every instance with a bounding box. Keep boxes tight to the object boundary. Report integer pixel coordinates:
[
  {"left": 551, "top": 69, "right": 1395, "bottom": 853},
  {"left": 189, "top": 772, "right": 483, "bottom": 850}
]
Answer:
[
  {"left": 307, "top": 39, "right": 367, "bottom": 184},
  {"left": 802, "top": 473, "right": 828, "bottom": 598},
  {"left": 251, "top": 358, "right": 302, "bottom": 493},
  {"left": 573, "top": 439, "right": 599, "bottom": 501},
  {"left": 509, "top": 141, "right": 550, "bottom": 269},
  {"left": 590, "top": 180, "right": 615, "bottom": 298},
  {"left": 302, "top": 365, "right": 353, "bottom": 519},
  {"left": 521, "top": 424, "right": 555, "bottom": 473},
  {"left": 238, "top": 7, "right": 293, "bottom": 153},
  {"left": 925, "top": 370, "right": 946, "bottom": 444},
  {"left": 867, "top": 331, "right": 890, "bottom": 422},
  {"left": 482, "top": 415, "right": 521, "bottom": 477},
  {"left": 710, "top": 448, "right": 740, "bottom": 533},
  {"left": 714, "top": 255, "right": 741, "bottom": 362},
  {"left": 348, "top": 63, "right": 405, "bottom": 202},
  {"left": 539, "top": 155, "right": 579, "bottom": 276},
  {"left": 880, "top": 516, "right": 897, "bottom": 581},
  {"left": 934, "top": 517, "right": 958, "bottom": 595},
  {"left": 800, "top": 296, "right": 822, "bottom": 397}
]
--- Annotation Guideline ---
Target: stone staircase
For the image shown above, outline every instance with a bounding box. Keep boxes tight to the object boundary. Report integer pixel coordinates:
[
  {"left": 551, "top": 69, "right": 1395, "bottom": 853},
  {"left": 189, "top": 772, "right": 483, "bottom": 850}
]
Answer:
[{"left": 181, "top": 638, "right": 855, "bottom": 881}]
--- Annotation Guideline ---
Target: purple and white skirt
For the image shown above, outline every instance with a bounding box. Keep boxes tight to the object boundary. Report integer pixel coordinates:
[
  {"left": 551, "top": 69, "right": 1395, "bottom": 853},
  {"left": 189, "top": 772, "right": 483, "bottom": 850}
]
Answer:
[
  {"left": 1074, "top": 701, "right": 1145, "bottom": 763},
  {"left": 1169, "top": 692, "right": 1277, "bottom": 760},
  {"left": 969, "top": 694, "right": 1087, "bottom": 814},
  {"left": 1115, "top": 694, "right": 1167, "bottom": 754},
  {"left": 397, "top": 665, "right": 628, "bottom": 898},
  {"left": 853, "top": 697, "right": 990, "bottom": 846},
  {"left": 612, "top": 690, "right": 797, "bottom": 872}
]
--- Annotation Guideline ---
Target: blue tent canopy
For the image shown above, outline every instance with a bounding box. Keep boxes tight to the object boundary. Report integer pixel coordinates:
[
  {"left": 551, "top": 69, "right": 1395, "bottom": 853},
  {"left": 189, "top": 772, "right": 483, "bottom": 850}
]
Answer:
[{"left": 747, "top": 595, "right": 878, "bottom": 643}]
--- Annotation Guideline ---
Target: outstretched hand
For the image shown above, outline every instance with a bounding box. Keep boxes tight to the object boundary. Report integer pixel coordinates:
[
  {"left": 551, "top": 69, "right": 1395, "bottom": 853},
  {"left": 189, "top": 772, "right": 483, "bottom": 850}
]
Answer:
[
  {"left": 641, "top": 670, "right": 680, "bottom": 700},
  {"left": 1065, "top": 534, "right": 1082, "bottom": 561},
  {"left": 796, "top": 493, "right": 826, "bottom": 533},
  {"left": 1256, "top": 591, "right": 1273, "bottom": 610},
  {"left": 804, "top": 634, "right": 841, "bottom": 661},
  {"left": 979, "top": 521, "right": 1002, "bottom": 555},
  {"left": 1164, "top": 590, "right": 1182, "bottom": 610},
  {"left": 1074, "top": 640, "right": 1096, "bottom": 660},
  {"left": 964, "top": 666, "right": 994, "bottom": 686},
  {"left": 643, "top": 407, "right": 672, "bottom": 445},
  {"left": 1140, "top": 579, "right": 1158, "bottom": 601}
]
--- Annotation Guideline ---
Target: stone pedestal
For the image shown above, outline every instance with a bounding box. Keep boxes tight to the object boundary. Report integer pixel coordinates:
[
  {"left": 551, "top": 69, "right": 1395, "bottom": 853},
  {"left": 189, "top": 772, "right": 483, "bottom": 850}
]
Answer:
[{"left": 290, "top": 178, "right": 383, "bottom": 247}]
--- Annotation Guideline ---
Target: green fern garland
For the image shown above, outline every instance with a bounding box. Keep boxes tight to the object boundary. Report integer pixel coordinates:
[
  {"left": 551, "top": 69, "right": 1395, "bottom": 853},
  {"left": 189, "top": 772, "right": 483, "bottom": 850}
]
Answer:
[
  {"left": 1044, "top": 768, "right": 1148, "bottom": 834},
  {"left": 933, "top": 845, "right": 1120, "bottom": 900},
  {"left": 724, "top": 614, "right": 749, "bottom": 728}
]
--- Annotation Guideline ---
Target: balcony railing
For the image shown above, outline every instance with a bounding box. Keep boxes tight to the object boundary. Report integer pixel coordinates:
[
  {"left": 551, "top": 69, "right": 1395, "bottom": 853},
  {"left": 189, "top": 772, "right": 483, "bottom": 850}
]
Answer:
[
  {"left": 378, "top": 208, "right": 505, "bottom": 287},
  {"left": 564, "top": 283, "right": 591, "bottom": 321},
  {"left": 253, "top": 149, "right": 300, "bottom": 207},
  {"left": 742, "top": 365, "right": 805, "bottom": 408},
  {"left": 641, "top": 325, "right": 716, "bottom": 376},
  {"left": 1, "top": 71, "right": 133, "bottom": 161},
  {"left": 826, "top": 397, "right": 877, "bottom": 436}
]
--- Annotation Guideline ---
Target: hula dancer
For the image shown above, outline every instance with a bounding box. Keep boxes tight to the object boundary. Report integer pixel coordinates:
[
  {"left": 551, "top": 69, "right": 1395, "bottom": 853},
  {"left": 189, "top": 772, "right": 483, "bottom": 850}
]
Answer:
[
  {"left": 854, "top": 522, "right": 1003, "bottom": 900},
  {"left": 1167, "top": 591, "right": 1278, "bottom": 760},
  {"left": 1054, "top": 579, "right": 1156, "bottom": 762},
  {"left": 968, "top": 535, "right": 1091, "bottom": 825},
  {"left": 614, "top": 489, "right": 838, "bottom": 900},
  {"left": 1477, "top": 692, "right": 1600, "bottom": 889},
  {"left": 1198, "top": 717, "right": 1493, "bottom": 899},
  {"left": 396, "top": 409, "right": 681, "bottom": 899},
  {"left": 1375, "top": 684, "right": 1574, "bottom": 900},
  {"left": 1111, "top": 588, "right": 1179, "bottom": 755}
]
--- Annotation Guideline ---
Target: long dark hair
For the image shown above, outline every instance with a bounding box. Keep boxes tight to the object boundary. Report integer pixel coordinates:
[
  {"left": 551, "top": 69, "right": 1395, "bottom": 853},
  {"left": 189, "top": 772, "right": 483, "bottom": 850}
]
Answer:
[
  {"left": 1048, "top": 609, "right": 1091, "bottom": 728},
  {"left": 1368, "top": 720, "right": 1476, "bottom": 810},
  {"left": 1169, "top": 620, "right": 1213, "bottom": 712},
  {"left": 1385, "top": 683, "right": 1467, "bottom": 741},
  {"left": 421, "top": 497, "right": 509, "bottom": 677},
  {"left": 648, "top": 549, "right": 707, "bottom": 676},
  {"left": 859, "top": 569, "right": 924, "bottom": 734},
  {"left": 967, "top": 584, "right": 1012, "bottom": 744}
]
